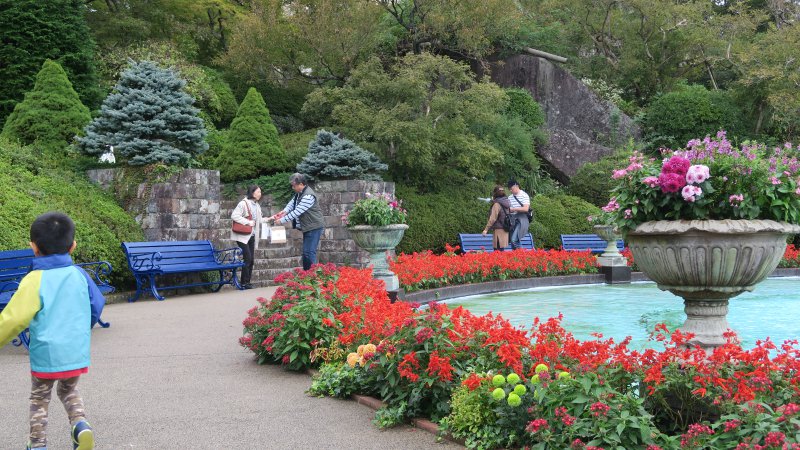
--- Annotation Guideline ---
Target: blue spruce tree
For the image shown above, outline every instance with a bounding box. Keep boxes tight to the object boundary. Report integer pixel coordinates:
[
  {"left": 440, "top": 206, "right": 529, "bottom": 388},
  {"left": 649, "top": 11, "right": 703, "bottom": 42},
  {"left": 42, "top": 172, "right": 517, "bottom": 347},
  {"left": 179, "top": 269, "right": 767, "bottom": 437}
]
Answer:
[
  {"left": 297, "top": 130, "right": 387, "bottom": 180},
  {"left": 77, "top": 60, "right": 208, "bottom": 165}
]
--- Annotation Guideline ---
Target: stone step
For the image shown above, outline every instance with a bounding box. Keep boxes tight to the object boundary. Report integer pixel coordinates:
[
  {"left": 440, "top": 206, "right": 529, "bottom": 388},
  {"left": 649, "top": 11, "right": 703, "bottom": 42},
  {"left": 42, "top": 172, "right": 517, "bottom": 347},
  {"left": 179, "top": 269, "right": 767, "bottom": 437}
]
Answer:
[
  {"left": 252, "top": 256, "right": 302, "bottom": 270},
  {"left": 251, "top": 268, "right": 300, "bottom": 284}
]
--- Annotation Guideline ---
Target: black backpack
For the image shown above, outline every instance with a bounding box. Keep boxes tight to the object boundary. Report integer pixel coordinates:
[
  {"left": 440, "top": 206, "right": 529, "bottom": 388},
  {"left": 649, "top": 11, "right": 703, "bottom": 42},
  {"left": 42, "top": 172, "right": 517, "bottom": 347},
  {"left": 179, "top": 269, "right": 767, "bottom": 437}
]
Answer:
[{"left": 500, "top": 204, "right": 514, "bottom": 232}]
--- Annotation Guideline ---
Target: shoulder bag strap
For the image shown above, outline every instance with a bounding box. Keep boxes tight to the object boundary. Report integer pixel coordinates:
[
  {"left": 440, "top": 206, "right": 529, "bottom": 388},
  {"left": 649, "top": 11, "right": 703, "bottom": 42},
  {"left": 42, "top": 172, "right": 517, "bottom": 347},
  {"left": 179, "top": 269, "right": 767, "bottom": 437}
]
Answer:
[{"left": 243, "top": 200, "right": 252, "bottom": 220}]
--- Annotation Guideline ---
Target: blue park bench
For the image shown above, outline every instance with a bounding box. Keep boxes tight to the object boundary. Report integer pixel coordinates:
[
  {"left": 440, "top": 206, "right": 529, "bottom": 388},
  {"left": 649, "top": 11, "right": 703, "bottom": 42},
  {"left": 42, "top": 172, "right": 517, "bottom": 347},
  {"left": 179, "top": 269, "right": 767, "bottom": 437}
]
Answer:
[
  {"left": 0, "top": 248, "right": 113, "bottom": 350},
  {"left": 121, "top": 240, "right": 245, "bottom": 302},
  {"left": 458, "top": 233, "right": 535, "bottom": 253},
  {"left": 560, "top": 234, "right": 625, "bottom": 254}
]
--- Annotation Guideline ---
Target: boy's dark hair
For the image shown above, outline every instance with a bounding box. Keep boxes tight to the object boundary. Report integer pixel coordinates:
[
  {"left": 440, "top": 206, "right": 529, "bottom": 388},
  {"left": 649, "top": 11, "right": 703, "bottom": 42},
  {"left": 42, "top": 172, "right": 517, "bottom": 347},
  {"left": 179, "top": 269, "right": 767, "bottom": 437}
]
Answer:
[{"left": 30, "top": 212, "right": 75, "bottom": 255}]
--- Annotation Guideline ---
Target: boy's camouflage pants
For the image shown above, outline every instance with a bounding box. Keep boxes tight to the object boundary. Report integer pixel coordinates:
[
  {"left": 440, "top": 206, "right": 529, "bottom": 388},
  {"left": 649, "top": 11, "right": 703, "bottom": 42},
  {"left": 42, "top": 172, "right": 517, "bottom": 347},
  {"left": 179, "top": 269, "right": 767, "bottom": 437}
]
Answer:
[{"left": 29, "top": 375, "right": 86, "bottom": 448}]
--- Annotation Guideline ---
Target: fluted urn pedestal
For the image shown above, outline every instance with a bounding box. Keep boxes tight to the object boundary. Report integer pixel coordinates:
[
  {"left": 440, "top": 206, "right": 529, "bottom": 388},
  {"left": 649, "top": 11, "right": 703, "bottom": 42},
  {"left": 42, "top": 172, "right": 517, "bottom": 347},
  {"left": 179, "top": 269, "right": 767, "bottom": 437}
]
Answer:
[
  {"left": 348, "top": 224, "right": 409, "bottom": 292},
  {"left": 627, "top": 220, "right": 800, "bottom": 350},
  {"left": 594, "top": 225, "right": 631, "bottom": 284}
]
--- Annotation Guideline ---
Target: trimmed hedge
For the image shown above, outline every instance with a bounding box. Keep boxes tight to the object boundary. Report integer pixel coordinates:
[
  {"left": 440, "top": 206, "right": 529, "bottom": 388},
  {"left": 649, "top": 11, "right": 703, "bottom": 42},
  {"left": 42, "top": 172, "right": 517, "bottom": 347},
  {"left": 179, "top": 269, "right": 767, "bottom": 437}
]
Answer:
[
  {"left": 395, "top": 181, "right": 601, "bottom": 253},
  {"left": 396, "top": 180, "right": 493, "bottom": 255},
  {"left": 531, "top": 194, "right": 600, "bottom": 249},
  {"left": 0, "top": 138, "right": 143, "bottom": 287},
  {"left": 567, "top": 152, "right": 632, "bottom": 207}
]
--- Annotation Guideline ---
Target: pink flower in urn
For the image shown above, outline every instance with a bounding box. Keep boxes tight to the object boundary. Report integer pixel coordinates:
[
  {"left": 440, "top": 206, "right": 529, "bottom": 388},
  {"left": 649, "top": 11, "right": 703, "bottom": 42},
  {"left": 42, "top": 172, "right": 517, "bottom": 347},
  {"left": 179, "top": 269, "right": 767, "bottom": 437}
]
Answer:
[
  {"left": 642, "top": 176, "right": 659, "bottom": 188},
  {"left": 612, "top": 169, "right": 628, "bottom": 179},
  {"left": 682, "top": 185, "right": 703, "bottom": 202},
  {"left": 729, "top": 194, "right": 744, "bottom": 206},
  {"left": 624, "top": 209, "right": 633, "bottom": 219},
  {"left": 658, "top": 172, "right": 686, "bottom": 193},
  {"left": 602, "top": 198, "right": 620, "bottom": 212},
  {"left": 662, "top": 156, "right": 691, "bottom": 176},
  {"left": 685, "top": 165, "right": 710, "bottom": 184},
  {"left": 771, "top": 176, "right": 782, "bottom": 185}
]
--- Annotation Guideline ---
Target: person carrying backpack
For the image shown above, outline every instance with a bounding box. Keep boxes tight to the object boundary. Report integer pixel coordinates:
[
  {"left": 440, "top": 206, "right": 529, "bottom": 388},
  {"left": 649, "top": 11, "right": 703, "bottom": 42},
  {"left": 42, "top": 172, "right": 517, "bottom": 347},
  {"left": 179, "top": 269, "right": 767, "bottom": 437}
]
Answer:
[{"left": 482, "top": 185, "right": 513, "bottom": 251}]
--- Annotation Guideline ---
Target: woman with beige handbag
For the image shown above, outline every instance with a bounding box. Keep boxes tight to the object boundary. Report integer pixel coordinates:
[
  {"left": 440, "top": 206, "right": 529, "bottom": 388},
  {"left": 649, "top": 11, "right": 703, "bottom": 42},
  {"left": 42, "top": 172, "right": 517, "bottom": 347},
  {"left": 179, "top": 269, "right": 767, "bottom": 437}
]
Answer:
[{"left": 230, "top": 185, "right": 270, "bottom": 289}]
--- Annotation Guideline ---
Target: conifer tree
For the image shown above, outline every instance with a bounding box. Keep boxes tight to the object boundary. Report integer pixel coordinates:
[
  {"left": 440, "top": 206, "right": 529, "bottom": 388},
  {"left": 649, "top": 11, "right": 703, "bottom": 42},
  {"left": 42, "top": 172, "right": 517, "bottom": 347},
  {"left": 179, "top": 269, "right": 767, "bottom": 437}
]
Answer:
[
  {"left": 297, "top": 130, "right": 387, "bottom": 181},
  {"left": 215, "top": 87, "right": 287, "bottom": 182},
  {"left": 1, "top": 60, "right": 91, "bottom": 150},
  {"left": 0, "top": 0, "right": 100, "bottom": 122},
  {"left": 77, "top": 61, "right": 208, "bottom": 166}
]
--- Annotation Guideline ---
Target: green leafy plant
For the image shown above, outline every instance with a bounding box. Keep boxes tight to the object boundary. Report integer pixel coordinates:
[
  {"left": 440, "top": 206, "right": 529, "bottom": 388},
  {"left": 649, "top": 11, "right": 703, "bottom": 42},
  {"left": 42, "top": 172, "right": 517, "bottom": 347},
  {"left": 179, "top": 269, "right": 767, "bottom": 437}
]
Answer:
[{"left": 344, "top": 193, "right": 407, "bottom": 227}]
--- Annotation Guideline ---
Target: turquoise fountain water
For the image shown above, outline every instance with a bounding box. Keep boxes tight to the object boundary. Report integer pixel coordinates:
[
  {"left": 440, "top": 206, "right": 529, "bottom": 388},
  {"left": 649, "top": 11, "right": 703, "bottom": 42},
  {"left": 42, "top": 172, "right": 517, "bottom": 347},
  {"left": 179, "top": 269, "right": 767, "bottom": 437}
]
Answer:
[{"left": 444, "top": 277, "right": 800, "bottom": 349}]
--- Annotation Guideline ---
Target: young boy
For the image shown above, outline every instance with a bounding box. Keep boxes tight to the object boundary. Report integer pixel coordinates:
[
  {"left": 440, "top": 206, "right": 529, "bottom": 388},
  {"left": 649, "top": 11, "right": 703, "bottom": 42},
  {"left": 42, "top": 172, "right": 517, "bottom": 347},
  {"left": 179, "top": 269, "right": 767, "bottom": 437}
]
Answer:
[{"left": 0, "top": 212, "right": 105, "bottom": 450}]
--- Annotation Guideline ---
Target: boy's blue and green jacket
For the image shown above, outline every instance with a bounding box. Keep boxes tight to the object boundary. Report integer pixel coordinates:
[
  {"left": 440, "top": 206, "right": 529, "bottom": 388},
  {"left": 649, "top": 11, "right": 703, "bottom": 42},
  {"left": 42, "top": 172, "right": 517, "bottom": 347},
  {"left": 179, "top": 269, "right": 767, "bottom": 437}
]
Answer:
[{"left": 0, "top": 254, "right": 105, "bottom": 373}]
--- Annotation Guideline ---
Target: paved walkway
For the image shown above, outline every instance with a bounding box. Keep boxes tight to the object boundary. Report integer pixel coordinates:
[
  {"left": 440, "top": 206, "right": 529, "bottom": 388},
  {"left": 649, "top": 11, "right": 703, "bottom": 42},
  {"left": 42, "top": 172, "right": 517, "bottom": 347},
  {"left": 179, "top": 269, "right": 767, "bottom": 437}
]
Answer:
[{"left": 0, "top": 287, "right": 460, "bottom": 449}]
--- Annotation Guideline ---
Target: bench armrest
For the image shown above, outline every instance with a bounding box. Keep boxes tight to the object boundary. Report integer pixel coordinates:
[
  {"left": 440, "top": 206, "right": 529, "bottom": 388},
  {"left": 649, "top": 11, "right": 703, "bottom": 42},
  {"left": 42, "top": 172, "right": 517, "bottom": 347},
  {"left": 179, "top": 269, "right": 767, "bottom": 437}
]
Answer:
[
  {"left": 76, "top": 261, "right": 115, "bottom": 293},
  {"left": 129, "top": 252, "right": 163, "bottom": 272},
  {"left": 214, "top": 247, "right": 243, "bottom": 265},
  {"left": 0, "top": 279, "right": 20, "bottom": 294}
]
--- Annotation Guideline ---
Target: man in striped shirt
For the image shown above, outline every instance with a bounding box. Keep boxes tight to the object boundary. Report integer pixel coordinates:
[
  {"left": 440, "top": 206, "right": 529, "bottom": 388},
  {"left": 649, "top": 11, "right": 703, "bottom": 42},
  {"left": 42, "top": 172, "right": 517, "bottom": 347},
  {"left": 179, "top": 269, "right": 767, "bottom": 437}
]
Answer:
[
  {"left": 269, "top": 173, "right": 325, "bottom": 270},
  {"left": 507, "top": 179, "right": 531, "bottom": 250}
]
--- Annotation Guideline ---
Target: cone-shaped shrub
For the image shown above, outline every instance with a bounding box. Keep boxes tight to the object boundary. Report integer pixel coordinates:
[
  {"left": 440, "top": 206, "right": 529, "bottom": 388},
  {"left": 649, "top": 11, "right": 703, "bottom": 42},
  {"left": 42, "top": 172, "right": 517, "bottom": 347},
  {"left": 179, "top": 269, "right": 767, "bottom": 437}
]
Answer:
[
  {"left": 215, "top": 87, "right": 286, "bottom": 182},
  {"left": 297, "top": 130, "right": 387, "bottom": 181},
  {"left": 77, "top": 60, "right": 208, "bottom": 166},
  {"left": 1, "top": 60, "right": 91, "bottom": 150}
]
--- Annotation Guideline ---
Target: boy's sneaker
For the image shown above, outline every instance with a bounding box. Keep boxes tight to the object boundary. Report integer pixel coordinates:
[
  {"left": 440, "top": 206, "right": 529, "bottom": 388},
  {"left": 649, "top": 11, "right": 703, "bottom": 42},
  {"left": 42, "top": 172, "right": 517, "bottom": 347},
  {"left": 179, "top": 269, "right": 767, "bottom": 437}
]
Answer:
[
  {"left": 71, "top": 421, "right": 95, "bottom": 450},
  {"left": 25, "top": 443, "right": 46, "bottom": 450}
]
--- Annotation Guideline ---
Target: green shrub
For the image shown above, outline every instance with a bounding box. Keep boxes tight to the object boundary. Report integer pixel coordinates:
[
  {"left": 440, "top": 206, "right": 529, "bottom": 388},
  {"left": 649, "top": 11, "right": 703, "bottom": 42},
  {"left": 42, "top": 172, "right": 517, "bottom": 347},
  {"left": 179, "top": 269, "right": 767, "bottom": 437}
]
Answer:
[
  {"left": 1, "top": 60, "right": 91, "bottom": 151},
  {"left": 297, "top": 130, "right": 387, "bottom": 181},
  {"left": 531, "top": 194, "right": 600, "bottom": 249},
  {"left": 567, "top": 152, "right": 632, "bottom": 206},
  {"left": 505, "top": 88, "right": 546, "bottom": 131},
  {"left": 279, "top": 129, "right": 316, "bottom": 170},
  {"left": 643, "top": 84, "right": 746, "bottom": 149},
  {"left": 396, "top": 179, "right": 493, "bottom": 254},
  {"left": 222, "top": 171, "right": 295, "bottom": 206},
  {"left": 215, "top": 87, "right": 287, "bottom": 182},
  {"left": 77, "top": 60, "right": 208, "bottom": 166},
  {"left": 0, "top": 138, "right": 143, "bottom": 287}
]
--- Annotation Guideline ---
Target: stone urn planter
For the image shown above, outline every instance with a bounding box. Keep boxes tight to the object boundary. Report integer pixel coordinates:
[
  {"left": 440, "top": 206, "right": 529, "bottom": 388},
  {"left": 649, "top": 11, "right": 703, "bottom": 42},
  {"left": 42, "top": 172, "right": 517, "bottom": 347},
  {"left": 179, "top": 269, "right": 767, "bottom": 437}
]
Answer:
[
  {"left": 348, "top": 224, "right": 409, "bottom": 291},
  {"left": 626, "top": 219, "right": 800, "bottom": 350},
  {"left": 593, "top": 225, "right": 623, "bottom": 258}
]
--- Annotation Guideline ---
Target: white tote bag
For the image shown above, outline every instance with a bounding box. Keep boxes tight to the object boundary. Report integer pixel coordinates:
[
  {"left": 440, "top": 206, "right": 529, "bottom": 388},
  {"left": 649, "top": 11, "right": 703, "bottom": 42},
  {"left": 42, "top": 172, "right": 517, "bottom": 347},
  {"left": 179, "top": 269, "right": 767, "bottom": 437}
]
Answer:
[{"left": 269, "top": 226, "right": 287, "bottom": 244}]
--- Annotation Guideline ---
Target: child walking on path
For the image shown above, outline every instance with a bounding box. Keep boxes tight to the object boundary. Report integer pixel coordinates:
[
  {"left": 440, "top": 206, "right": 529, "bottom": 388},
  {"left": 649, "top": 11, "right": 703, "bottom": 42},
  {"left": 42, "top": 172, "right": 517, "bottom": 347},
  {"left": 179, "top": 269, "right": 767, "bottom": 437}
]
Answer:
[{"left": 0, "top": 212, "right": 105, "bottom": 450}]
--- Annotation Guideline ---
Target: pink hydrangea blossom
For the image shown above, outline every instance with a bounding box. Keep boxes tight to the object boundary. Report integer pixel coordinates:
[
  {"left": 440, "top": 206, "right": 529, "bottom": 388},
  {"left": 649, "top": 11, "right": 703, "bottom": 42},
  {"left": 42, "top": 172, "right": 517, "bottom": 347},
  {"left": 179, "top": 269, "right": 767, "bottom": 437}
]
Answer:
[
  {"left": 612, "top": 169, "right": 627, "bottom": 179},
  {"left": 661, "top": 156, "right": 691, "bottom": 176},
  {"left": 685, "top": 164, "right": 710, "bottom": 184},
  {"left": 682, "top": 185, "right": 703, "bottom": 202},
  {"left": 642, "top": 176, "right": 659, "bottom": 188},
  {"left": 602, "top": 198, "right": 620, "bottom": 212},
  {"left": 658, "top": 172, "right": 686, "bottom": 193}
]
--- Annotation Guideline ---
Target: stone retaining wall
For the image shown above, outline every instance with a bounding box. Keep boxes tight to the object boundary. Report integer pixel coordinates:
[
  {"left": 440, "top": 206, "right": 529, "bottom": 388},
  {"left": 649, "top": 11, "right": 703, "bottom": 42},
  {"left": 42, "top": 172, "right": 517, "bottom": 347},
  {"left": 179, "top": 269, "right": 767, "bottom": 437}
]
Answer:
[{"left": 87, "top": 169, "right": 398, "bottom": 283}]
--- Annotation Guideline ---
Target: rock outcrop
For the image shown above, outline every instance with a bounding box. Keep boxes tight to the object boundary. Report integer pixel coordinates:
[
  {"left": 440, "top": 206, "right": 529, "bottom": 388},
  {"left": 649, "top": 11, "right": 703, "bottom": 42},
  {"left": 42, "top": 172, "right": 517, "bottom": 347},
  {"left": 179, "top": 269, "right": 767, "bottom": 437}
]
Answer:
[{"left": 483, "top": 54, "right": 640, "bottom": 183}]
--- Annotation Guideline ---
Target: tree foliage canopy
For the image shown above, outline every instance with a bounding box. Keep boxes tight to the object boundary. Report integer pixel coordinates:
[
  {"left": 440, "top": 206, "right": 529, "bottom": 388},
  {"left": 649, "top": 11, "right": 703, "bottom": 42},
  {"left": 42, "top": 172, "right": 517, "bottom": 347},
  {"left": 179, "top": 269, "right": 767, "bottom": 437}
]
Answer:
[
  {"left": 215, "top": 87, "right": 286, "bottom": 182},
  {"left": 303, "top": 53, "right": 539, "bottom": 191},
  {"left": 77, "top": 60, "right": 208, "bottom": 166},
  {"left": 0, "top": 0, "right": 101, "bottom": 122},
  {"left": 1, "top": 60, "right": 91, "bottom": 151}
]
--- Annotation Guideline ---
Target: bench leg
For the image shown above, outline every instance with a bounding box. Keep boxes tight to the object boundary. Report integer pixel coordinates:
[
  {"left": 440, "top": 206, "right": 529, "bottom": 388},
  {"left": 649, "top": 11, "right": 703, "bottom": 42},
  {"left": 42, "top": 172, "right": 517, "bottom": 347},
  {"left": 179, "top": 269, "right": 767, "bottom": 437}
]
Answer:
[
  {"left": 129, "top": 275, "right": 147, "bottom": 302},
  {"left": 149, "top": 275, "right": 166, "bottom": 301},
  {"left": 210, "top": 270, "right": 225, "bottom": 293},
  {"left": 232, "top": 268, "right": 243, "bottom": 290},
  {"left": 97, "top": 318, "right": 111, "bottom": 328},
  {"left": 12, "top": 329, "right": 30, "bottom": 350}
]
